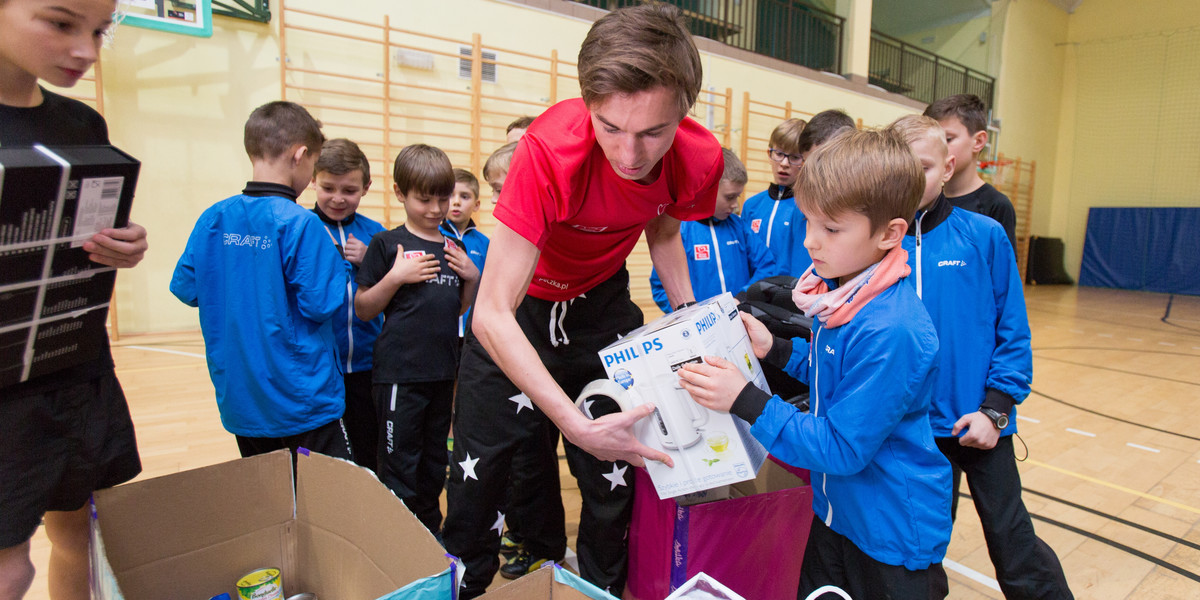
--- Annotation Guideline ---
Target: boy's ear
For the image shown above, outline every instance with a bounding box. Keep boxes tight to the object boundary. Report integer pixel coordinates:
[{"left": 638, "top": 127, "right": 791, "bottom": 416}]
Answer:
[
  {"left": 943, "top": 155, "right": 956, "bottom": 184},
  {"left": 971, "top": 129, "right": 988, "bottom": 155},
  {"left": 878, "top": 217, "right": 909, "bottom": 251},
  {"left": 362, "top": 181, "right": 371, "bottom": 194},
  {"left": 393, "top": 182, "right": 403, "bottom": 200},
  {"left": 291, "top": 144, "right": 308, "bottom": 166}
]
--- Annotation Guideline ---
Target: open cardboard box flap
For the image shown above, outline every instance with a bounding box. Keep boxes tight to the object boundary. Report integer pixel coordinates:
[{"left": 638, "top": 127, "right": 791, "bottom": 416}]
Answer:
[
  {"left": 93, "top": 450, "right": 452, "bottom": 600},
  {"left": 479, "top": 566, "right": 615, "bottom": 600}
]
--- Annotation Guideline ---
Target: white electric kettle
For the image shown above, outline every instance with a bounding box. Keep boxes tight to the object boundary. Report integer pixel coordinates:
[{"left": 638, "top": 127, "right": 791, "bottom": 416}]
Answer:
[{"left": 576, "top": 373, "right": 708, "bottom": 451}]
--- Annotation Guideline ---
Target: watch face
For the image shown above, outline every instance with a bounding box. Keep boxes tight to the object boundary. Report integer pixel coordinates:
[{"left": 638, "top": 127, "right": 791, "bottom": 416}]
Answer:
[{"left": 996, "top": 415, "right": 1009, "bottom": 429}]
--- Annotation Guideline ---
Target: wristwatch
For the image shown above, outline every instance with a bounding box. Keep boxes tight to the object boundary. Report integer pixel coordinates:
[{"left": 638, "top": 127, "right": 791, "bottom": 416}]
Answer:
[{"left": 979, "top": 407, "right": 1009, "bottom": 430}]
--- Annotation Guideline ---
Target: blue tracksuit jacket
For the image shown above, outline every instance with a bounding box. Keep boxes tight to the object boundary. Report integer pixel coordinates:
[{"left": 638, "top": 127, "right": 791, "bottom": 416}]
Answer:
[
  {"left": 902, "top": 194, "right": 1032, "bottom": 437},
  {"left": 170, "top": 183, "right": 346, "bottom": 437},
  {"left": 313, "top": 206, "right": 386, "bottom": 374},
  {"left": 740, "top": 184, "right": 812, "bottom": 274},
  {"left": 648, "top": 214, "right": 782, "bottom": 312},
  {"left": 739, "top": 279, "right": 952, "bottom": 569}
]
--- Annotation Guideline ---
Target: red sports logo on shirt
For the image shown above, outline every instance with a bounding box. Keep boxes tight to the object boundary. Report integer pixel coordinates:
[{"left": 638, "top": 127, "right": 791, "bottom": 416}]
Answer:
[
  {"left": 750, "top": 219, "right": 762, "bottom": 233},
  {"left": 404, "top": 250, "right": 426, "bottom": 259},
  {"left": 693, "top": 244, "right": 711, "bottom": 261}
]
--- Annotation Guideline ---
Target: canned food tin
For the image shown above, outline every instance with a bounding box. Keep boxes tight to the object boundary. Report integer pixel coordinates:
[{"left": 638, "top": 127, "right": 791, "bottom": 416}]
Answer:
[
  {"left": 286, "top": 594, "right": 317, "bottom": 600},
  {"left": 236, "top": 568, "right": 283, "bottom": 600}
]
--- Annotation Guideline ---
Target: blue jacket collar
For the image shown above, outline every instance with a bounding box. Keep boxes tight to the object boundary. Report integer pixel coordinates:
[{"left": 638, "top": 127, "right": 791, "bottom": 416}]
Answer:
[{"left": 242, "top": 181, "right": 299, "bottom": 201}]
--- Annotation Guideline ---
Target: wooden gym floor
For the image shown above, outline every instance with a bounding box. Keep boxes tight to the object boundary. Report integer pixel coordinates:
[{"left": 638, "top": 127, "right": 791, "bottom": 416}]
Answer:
[{"left": 23, "top": 285, "right": 1200, "bottom": 599}]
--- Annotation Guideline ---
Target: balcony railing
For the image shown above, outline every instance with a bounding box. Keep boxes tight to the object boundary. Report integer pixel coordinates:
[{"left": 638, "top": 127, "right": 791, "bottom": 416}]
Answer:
[
  {"left": 573, "top": 0, "right": 843, "bottom": 74},
  {"left": 868, "top": 30, "right": 995, "bottom": 107}
]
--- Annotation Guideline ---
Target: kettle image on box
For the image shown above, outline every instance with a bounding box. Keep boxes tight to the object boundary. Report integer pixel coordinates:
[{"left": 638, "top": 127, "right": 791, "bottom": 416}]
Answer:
[{"left": 576, "top": 353, "right": 709, "bottom": 451}]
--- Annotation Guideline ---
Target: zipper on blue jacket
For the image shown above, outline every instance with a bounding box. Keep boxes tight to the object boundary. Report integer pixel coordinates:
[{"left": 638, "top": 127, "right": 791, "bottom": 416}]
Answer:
[
  {"left": 708, "top": 221, "right": 728, "bottom": 293},
  {"left": 764, "top": 188, "right": 782, "bottom": 248},
  {"left": 811, "top": 325, "right": 833, "bottom": 527},
  {"left": 335, "top": 222, "right": 354, "bottom": 372},
  {"left": 914, "top": 212, "right": 925, "bottom": 299}
]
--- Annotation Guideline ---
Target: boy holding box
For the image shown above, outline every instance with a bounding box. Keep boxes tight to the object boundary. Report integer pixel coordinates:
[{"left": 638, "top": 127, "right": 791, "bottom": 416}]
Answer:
[{"left": 679, "top": 128, "right": 952, "bottom": 599}]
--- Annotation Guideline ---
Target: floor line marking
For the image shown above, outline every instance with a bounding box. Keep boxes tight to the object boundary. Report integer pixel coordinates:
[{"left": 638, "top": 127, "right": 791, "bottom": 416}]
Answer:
[
  {"left": 1066, "top": 428, "right": 1096, "bottom": 437},
  {"left": 1098, "top": 333, "right": 1113, "bottom": 338},
  {"left": 943, "top": 558, "right": 1001, "bottom": 592},
  {"left": 1158, "top": 342, "right": 1176, "bottom": 347},
  {"left": 1127, "top": 338, "right": 1143, "bottom": 342},
  {"left": 125, "top": 345, "right": 206, "bottom": 359},
  {"left": 1070, "top": 329, "right": 1084, "bottom": 334},
  {"left": 1017, "top": 415, "right": 1041, "bottom": 423},
  {"left": 1126, "top": 443, "right": 1161, "bottom": 453},
  {"left": 1025, "top": 458, "right": 1200, "bottom": 516}
]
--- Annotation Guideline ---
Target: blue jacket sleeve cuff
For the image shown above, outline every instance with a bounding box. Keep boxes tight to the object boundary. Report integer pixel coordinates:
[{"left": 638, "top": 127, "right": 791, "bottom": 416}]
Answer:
[
  {"left": 763, "top": 337, "right": 793, "bottom": 369},
  {"left": 981, "top": 388, "right": 1017, "bottom": 415},
  {"left": 731, "top": 382, "right": 772, "bottom": 425}
]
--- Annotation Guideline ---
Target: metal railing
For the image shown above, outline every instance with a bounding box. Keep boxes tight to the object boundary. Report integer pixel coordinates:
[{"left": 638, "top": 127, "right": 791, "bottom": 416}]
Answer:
[
  {"left": 868, "top": 30, "right": 994, "bottom": 107},
  {"left": 573, "top": 0, "right": 843, "bottom": 73}
]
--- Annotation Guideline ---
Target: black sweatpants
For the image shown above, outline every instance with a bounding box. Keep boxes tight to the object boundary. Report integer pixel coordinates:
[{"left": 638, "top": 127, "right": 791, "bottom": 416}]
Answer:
[
  {"left": 444, "top": 268, "right": 643, "bottom": 599},
  {"left": 375, "top": 380, "right": 455, "bottom": 535},
  {"left": 343, "top": 370, "right": 378, "bottom": 472},
  {"left": 235, "top": 416, "right": 352, "bottom": 461},
  {"left": 937, "top": 435, "right": 1073, "bottom": 599},
  {"left": 798, "top": 516, "right": 948, "bottom": 600}
]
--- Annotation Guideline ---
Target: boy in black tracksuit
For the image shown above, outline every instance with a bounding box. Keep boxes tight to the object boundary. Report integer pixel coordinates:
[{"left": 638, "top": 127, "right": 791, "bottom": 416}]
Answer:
[{"left": 355, "top": 144, "right": 479, "bottom": 535}]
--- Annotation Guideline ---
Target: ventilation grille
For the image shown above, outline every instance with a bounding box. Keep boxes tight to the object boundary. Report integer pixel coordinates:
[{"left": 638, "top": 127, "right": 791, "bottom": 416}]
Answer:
[{"left": 459, "top": 46, "right": 497, "bottom": 83}]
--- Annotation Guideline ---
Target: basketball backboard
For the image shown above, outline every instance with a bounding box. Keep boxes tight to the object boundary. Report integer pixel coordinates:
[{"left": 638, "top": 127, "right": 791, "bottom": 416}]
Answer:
[{"left": 119, "top": 0, "right": 213, "bottom": 37}]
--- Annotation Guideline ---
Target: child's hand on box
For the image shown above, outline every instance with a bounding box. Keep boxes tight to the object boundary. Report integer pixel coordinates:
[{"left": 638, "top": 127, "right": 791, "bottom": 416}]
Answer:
[
  {"left": 444, "top": 241, "right": 480, "bottom": 282},
  {"left": 678, "top": 356, "right": 746, "bottom": 413},
  {"left": 388, "top": 244, "right": 439, "bottom": 285},
  {"left": 739, "top": 312, "right": 774, "bottom": 359}
]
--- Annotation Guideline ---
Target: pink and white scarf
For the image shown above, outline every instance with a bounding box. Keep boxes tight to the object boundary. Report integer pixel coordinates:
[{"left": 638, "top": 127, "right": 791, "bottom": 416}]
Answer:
[{"left": 791, "top": 246, "right": 911, "bottom": 329}]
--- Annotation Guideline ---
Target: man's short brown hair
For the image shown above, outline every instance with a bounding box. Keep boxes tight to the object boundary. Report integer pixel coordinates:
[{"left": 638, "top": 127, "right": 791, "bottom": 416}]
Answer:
[
  {"left": 453, "top": 168, "right": 480, "bottom": 199},
  {"left": 798, "top": 109, "right": 855, "bottom": 154},
  {"left": 315, "top": 138, "right": 371, "bottom": 186},
  {"left": 577, "top": 3, "right": 702, "bottom": 119},
  {"left": 796, "top": 128, "right": 923, "bottom": 235},
  {"left": 923, "top": 93, "right": 987, "bottom": 135},
  {"left": 244, "top": 101, "right": 325, "bottom": 161},
  {"left": 720, "top": 147, "right": 746, "bottom": 185},
  {"left": 392, "top": 144, "right": 455, "bottom": 198},
  {"left": 483, "top": 142, "right": 518, "bottom": 182},
  {"left": 768, "top": 118, "right": 807, "bottom": 155}
]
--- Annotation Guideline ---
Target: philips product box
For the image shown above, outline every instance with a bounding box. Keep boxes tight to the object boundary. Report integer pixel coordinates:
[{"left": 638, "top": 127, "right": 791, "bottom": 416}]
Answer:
[
  {"left": 590, "top": 293, "right": 769, "bottom": 499},
  {"left": 0, "top": 144, "right": 138, "bottom": 387}
]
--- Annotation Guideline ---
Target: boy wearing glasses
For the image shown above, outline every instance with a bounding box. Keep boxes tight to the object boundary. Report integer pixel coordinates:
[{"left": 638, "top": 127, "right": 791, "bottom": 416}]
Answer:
[{"left": 742, "top": 118, "right": 806, "bottom": 273}]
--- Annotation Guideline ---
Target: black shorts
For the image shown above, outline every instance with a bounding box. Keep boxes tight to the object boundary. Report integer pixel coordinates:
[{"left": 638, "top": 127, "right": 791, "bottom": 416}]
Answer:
[{"left": 0, "top": 371, "right": 142, "bottom": 549}]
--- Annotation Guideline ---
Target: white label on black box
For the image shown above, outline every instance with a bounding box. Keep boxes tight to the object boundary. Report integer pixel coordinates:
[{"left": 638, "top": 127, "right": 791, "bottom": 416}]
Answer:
[{"left": 71, "top": 177, "right": 123, "bottom": 247}]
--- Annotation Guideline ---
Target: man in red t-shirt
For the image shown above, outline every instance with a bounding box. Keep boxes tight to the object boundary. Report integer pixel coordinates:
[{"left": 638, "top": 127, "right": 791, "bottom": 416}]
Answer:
[{"left": 442, "top": 5, "right": 722, "bottom": 598}]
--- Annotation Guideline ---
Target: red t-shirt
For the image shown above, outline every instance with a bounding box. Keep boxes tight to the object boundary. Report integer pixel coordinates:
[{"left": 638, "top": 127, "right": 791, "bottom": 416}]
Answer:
[{"left": 493, "top": 98, "right": 722, "bottom": 301}]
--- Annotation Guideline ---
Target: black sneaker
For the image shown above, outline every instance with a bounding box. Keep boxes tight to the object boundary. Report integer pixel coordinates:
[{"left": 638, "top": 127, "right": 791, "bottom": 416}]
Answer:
[
  {"left": 499, "top": 551, "right": 552, "bottom": 580},
  {"left": 499, "top": 530, "right": 523, "bottom": 558}
]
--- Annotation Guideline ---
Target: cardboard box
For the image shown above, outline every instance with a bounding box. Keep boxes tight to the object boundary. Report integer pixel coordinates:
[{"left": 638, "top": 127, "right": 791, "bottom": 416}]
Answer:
[
  {"left": 0, "top": 144, "right": 138, "bottom": 386},
  {"left": 592, "top": 293, "right": 768, "bottom": 498},
  {"left": 478, "top": 564, "right": 616, "bottom": 600},
  {"left": 664, "top": 572, "right": 745, "bottom": 600},
  {"left": 90, "top": 450, "right": 457, "bottom": 600},
  {"left": 627, "top": 458, "right": 813, "bottom": 600}
]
